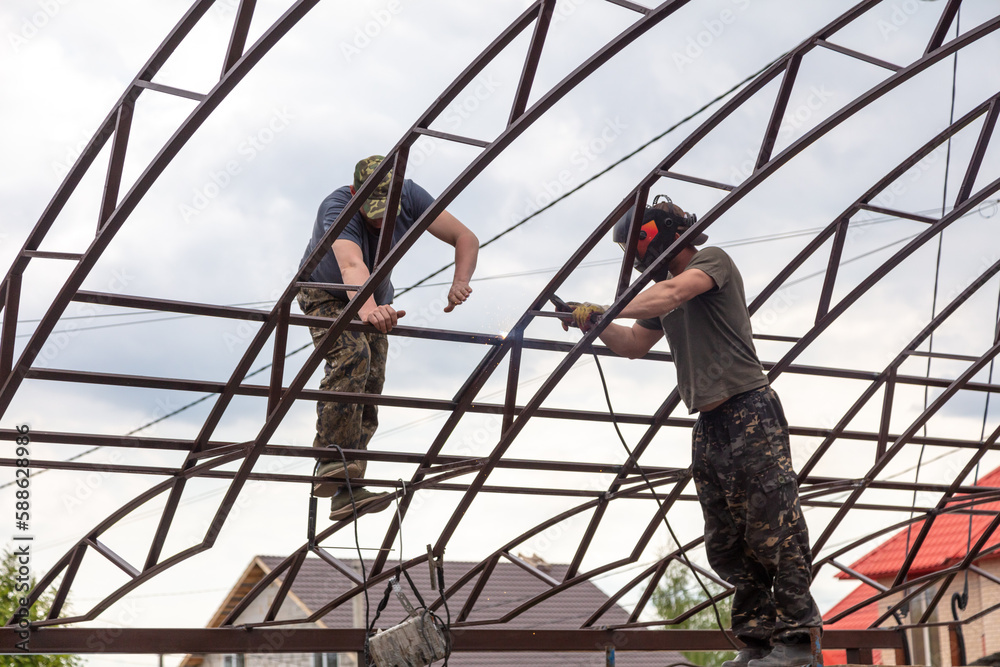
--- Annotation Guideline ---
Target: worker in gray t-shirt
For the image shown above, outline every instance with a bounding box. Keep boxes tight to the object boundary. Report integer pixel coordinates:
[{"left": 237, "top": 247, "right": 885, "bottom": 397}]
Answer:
[{"left": 564, "top": 196, "right": 822, "bottom": 667}]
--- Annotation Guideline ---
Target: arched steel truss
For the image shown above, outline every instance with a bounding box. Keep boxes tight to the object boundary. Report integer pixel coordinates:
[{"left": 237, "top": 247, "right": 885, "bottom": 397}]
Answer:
[{"left": 3, "top": 0, "right": 1000, "bottom": 658}]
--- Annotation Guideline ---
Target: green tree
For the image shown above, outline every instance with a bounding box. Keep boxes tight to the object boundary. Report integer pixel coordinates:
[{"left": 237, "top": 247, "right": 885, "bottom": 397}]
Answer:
[
  {"left": 652, "top": 559, "right": 734, "bottom": 667},
  {"left": 0, "top": 548, "right": 83, "bottom": 666}
]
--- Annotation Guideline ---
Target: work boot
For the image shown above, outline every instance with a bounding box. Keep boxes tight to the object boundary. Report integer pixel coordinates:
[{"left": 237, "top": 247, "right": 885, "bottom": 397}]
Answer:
[
  {"left": 312, "top": 460, "right": 364, "bottom": 497},
  {"left": 329, "top": 488, "right": 390, "bottom": 521},
  {"left": 747, "top": 643, "right": 814, "bottom": 667},
  {"left": 722, "top": 647, "right": 769, "bottom": 667}
]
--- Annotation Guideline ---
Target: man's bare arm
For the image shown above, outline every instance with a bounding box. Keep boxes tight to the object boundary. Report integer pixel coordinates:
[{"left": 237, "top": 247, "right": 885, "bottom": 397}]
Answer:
[
  {"left": 332, "top": 238, "right": 405, "bottom": 333},
  {"left": 598, "top": 321, "right": 664, "bottom": 359},
  {"left": 617, "top": 268, "right": 715, "bottom": 320},
  {"left": 427, "top": 210, "right": 479, "bottom": 312}
]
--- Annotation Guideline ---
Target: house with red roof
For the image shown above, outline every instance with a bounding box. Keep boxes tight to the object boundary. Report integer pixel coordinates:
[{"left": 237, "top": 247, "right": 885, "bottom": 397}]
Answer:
[{"left": 822, "top": 465, "right": 1000, "bottom": 667}]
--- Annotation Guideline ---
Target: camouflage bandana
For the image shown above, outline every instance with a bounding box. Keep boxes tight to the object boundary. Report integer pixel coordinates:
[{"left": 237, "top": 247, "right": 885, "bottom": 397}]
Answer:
[{"left": 353, "top": 155, "right": 400, "bottom": 220}]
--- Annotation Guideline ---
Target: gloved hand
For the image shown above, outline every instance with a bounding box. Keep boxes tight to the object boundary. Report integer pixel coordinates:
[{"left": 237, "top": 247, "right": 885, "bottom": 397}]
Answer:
[{"left": 562, "top": 301, "right": 605, "bottom": 333}]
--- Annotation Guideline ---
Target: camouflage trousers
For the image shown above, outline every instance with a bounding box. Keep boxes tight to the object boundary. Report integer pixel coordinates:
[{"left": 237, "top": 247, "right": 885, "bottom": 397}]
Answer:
[
  {"left": 297, "top": 287, "right": 388, "bottom": 477},
  {"left": 692, "top": 385, "right": 822, "bottom": 646}
]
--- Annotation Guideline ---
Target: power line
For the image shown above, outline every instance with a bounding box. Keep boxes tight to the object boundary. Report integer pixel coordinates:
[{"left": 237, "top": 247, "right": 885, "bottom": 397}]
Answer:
[
  {"left": 12, "top": 197, "right": 996, "bottom": 490},
  {"left": 15, "top": 300, "right": 273, "bottom": 324},
  {"left": 394, "top": 54, "right": 784, "bottom": 299},
  {"left": 402, "top": 208, "right": 946, "bottom": 292}
]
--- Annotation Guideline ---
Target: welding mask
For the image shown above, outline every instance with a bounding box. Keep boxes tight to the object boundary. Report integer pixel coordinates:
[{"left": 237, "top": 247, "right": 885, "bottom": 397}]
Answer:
[{"left": 612, "top": 196, "right": 705, "bottom": 281}]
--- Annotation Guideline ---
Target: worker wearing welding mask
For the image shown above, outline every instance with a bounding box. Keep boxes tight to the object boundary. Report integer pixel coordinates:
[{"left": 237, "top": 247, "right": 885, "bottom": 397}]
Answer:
[{"left": 564, "top": 196, "right": 822, "bottom": 667}]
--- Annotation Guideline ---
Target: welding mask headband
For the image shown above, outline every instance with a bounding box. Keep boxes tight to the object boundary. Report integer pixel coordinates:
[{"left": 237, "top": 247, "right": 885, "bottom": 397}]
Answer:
[{"left": 613, "top": 205, "right": 701, "bottom": 280}]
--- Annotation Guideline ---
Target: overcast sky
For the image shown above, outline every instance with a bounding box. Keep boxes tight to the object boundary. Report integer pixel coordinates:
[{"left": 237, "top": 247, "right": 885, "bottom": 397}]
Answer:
[{"left": 4, "top": 1, "right": 1000, "bottom": 665}]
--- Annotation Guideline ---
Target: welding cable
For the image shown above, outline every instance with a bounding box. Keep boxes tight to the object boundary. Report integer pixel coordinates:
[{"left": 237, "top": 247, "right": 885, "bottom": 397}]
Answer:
[
  {"left": 590, "top": 352, "right": 740, "bottom": 651},
  {"left": 402, "top": 566, "right": 451, "bottom": 665},
  {"left": 395, "top": 479, "right": 407, "bottom": 571},
  {"left": 332, "top": 444, "right": 373, "bottom": 666},
  {"left": 905, "top": 5, "right": 962, "bottom": 583},
  {"left": 364, "top": 480, "right": 450, "bottom": 665},
  {"left": 401, "top": 561, "right": 452, "bottom": 664},
  {"left": 366, "top": 562, "right": 451, "bottom": 665},
  {"left": 394, "top": 52, "right": 784, "bottom": 300},
  {"left": 952, "top": 105, "right": 1000, "bottom": 640},
  {"left": 435, "top": 558, "right": 453, "bottom": 667},
  {"left": 14, "top": 194, "right": 994, "bottom": 491},
  {"left": 398, "top": 567, "right": 437, "bottom": 659}
]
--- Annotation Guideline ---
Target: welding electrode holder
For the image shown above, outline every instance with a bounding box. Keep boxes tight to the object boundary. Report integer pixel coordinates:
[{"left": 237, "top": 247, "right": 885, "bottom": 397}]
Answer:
[{"left": 307, "top": 495, "right": 318, "bottom": 543}]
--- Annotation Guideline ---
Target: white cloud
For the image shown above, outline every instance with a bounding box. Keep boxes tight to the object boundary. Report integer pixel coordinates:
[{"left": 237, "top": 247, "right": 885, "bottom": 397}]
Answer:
[{"left": 6, "top": 2, "right": 1000, "bottom": 663}]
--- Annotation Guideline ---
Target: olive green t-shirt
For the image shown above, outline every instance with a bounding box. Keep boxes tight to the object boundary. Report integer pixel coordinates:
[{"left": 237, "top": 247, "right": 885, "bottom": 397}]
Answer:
[{"left": 637, "top": 247, "right": 767, "bottom": 413}]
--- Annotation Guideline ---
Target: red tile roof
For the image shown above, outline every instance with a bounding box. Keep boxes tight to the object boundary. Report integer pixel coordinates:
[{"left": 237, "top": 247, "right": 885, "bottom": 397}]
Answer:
[
  {"left": 842, "top": 465, "right": 1000, "bottom": 580},
  {"left": 820, "top": 466, "right": 1000, "bottom": 664},
  {"left": 822, "top": 583, "right": 883, "bottom": 665}
]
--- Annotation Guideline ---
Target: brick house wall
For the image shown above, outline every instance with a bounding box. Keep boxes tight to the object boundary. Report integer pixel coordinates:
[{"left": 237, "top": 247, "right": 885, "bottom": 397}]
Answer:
[{"left": 872, "top": 564, "right": 998, "bottom": 667}]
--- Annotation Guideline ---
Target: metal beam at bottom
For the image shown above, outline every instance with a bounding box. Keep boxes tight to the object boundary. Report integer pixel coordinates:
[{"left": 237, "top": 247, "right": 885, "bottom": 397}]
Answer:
[{"left": 0, "top": 628, "right": 904, "bottom": 654}]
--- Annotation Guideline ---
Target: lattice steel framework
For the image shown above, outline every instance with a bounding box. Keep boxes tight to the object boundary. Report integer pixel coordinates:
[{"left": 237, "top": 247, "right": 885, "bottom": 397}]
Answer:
[{"left": 2, "top": 0, "right": 1000, "bottom": 659}]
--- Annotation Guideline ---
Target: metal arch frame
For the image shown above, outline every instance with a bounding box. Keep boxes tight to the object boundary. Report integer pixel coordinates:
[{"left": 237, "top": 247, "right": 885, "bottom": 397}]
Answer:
[{"left": 3, "top": 0, "right": 1000, "bottom": 658}]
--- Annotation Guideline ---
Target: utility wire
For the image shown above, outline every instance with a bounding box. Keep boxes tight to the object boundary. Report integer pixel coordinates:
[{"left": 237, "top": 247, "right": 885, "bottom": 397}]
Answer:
[
  {"left": 16, "top": 82, "right": 752, "bottom": 482},
  {"left": 0, "top": 341, "right": 313, "bottom": 490},
  {"left": 19, "top": 202, "right": 993, "bottom": 339},
  {"left": 904, "top": 7, "right": 961, "bottom": 585},
  {"left": 13, "top": 196, "right": 997, "bottom": 491},
  {"left": 394, "top": 55, "right": 782, "bottom": 299},
  {"left": 14, "top": 299, "right": 273, "bottom": 324},
  {"left": 13, "top": 197, "right": 994, "bottom": 490},
  {"left": 591, "top": 352, "right": 738, "bottom": 650}
]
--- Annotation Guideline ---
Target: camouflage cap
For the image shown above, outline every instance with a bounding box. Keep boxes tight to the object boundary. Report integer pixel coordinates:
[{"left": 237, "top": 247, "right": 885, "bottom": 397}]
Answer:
[{"left": 353, "top": 155, "right": 395, "bottom": 219}]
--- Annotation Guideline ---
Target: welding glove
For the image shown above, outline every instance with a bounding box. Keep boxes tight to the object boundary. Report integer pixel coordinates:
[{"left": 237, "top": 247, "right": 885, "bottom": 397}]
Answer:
[{"left": 564, "top": 301, "right": 606, "bottom": 333}]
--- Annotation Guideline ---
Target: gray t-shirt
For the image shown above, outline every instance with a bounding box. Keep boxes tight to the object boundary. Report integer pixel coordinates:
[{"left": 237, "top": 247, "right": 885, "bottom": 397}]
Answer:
[
  {"left": 638, "top": 247, "right": 767, "bottom": 413},
  {"left": 300, "top": 179, "right": 435, "bottom": 304}
]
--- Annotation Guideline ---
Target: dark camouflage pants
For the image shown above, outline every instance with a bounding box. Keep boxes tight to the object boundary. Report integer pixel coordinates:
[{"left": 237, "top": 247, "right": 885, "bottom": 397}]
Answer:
[
  {"left": 297, "top": 287, "right": 388, "bottom": 476},
  {"left": 692, "top": 385, "right": 822, "bottom": 646}
]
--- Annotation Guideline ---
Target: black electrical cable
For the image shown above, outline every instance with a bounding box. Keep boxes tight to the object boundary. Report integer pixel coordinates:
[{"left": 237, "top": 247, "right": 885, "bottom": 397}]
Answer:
[
  {"left": 394, "top": 54, "right": 783, "bottom": 300},
  {"left": 590, "top": 352, "right": 740, "bottom": 651},
  {"left": 0, "top": 340, "right": 315, "bottom": 490},
  {"left": 16, "top": 196, "right": 988, "bottom": 492},
  {"left": 438, "top": 563, "right": 452, "bottom": 667},
  {"left": 905, "top": 6, "right": 961, "bottom": 587},
  {"left": 333, "top": 444, "right": 373, "bottom": 666}
]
